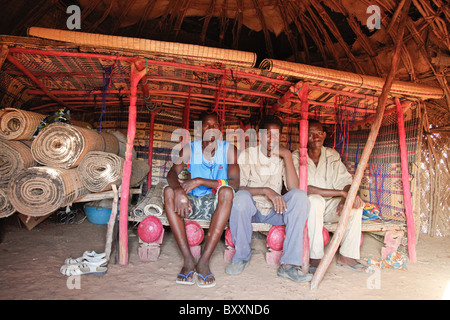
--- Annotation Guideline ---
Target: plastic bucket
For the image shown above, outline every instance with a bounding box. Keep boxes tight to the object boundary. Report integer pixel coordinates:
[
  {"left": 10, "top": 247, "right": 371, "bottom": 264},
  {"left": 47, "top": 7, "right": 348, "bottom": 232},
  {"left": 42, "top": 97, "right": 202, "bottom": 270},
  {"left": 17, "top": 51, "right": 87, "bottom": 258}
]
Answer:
[{"left": 84, "top": 205, "right": 118, "bottom": 225}]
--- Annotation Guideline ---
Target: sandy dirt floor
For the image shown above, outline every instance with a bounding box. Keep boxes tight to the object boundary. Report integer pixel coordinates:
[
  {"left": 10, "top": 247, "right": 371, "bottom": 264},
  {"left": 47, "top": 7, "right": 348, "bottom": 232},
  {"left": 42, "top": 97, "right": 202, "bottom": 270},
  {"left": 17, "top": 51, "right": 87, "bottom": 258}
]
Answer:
[{"left": 0, "top": 211, "right": 449, "bottom": 302}]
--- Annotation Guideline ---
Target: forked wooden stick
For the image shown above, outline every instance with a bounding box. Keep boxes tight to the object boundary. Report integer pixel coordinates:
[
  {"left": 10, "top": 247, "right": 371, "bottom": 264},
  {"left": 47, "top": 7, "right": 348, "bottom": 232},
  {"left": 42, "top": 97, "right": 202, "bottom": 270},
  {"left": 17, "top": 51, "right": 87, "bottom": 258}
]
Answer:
[{"left": 310, "top": 0, "right": 412, "bottom": 290}]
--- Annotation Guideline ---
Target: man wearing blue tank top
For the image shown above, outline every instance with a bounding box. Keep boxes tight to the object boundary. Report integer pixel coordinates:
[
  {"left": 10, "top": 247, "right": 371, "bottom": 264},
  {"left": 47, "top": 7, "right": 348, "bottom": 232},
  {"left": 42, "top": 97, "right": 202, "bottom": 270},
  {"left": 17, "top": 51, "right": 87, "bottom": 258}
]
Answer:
[{"left": 164, "top": 111, "right": 239, "bottom": 288}]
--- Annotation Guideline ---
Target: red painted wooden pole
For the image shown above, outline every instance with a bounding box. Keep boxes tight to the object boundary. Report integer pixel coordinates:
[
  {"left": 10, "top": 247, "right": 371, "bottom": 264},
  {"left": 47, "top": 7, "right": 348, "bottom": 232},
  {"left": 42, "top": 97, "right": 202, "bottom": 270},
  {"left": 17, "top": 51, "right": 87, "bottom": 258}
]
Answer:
[
  {"left": 292, "top": 82, "right": 310, "bottom": 273},
  {"left": 395, "top": 97, "right": 417, "bottom": 262},
  {"left": 119, "top": 63, "right": 146, "bottom": 265}
]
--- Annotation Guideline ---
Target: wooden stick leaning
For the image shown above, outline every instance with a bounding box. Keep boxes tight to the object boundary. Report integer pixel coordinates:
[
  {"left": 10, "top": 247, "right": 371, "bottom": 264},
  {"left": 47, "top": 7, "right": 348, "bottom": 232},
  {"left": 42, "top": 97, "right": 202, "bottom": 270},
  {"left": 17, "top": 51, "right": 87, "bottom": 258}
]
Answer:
[{"left": 310, "top": 0, "right": 412, "bottom": 290}]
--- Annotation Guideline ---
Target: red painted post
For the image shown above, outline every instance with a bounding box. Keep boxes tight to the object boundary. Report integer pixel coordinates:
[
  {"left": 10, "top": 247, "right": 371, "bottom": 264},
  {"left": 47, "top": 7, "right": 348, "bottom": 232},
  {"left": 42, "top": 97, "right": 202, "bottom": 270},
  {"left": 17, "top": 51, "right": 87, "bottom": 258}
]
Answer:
[
  {"left": 119, "top": 63, "right": 146, "bottom": 265},
  {"left": 292, "top": 83, "right": 310, "bottom": 273},
  {"left": 395, "top": 97, "right": 417, "bottom": 262}
]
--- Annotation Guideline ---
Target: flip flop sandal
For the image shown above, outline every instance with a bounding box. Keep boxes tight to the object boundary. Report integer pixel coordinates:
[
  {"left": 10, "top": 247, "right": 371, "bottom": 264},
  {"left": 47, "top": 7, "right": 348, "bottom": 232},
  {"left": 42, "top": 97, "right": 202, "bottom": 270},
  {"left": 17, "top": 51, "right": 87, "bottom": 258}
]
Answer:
[
  {"left": 196, "top": 273, "right": 216, "bottom": 288},
  {"left": 336, "top": 263, "right": 372, "bottom": 273},
  {"left": 64, "top": 251, "right": 106, "bottom": 265},
  {"left": 176, "top": 270, "right": 196, "bottom": 285},
  {"left": 60, "top": 261, "right": 108, "bottom": 276}
]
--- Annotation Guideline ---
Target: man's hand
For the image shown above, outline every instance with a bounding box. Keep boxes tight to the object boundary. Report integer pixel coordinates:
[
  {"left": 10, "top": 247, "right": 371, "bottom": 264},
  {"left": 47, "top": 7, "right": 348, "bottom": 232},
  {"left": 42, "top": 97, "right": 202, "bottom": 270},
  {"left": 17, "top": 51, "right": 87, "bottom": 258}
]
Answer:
[
  {"left": 173, "top": 187, "right": 192, "bottom": 218},
  {"left": 265, "top": 187, "right": 287, "bottom": 214},
  {"left": 336, "top": 195, "right": 365, "bottom": 216},
  {"left": 178, "top": 178, "right": 201, "bottom": 194},
  {"left": 270, "top": 145, "right": 290, "bottom": 159}
]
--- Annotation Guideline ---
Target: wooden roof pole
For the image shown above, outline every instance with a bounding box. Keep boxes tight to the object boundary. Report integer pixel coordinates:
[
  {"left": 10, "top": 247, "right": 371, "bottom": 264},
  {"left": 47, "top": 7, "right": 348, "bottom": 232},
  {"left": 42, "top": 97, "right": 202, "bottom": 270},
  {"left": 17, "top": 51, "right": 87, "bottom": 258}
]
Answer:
[
  {"left": 119, "top": 62, "right": 146, "bottom": 265},
  {"left": 310, "top": 0, "right": 412, "bottom": 290}
]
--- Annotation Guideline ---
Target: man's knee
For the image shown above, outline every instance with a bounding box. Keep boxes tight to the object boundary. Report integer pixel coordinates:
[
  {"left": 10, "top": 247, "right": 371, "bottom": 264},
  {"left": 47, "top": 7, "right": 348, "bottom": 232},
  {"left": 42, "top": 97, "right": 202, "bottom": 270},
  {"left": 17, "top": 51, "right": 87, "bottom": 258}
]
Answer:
[
  {"left": 231, "top": 190, "right": 253, "bottom": 216},
  {"left": 286, "top": 188, "right": 309, "bottom": 208},
  {"left": 163, "top": 186, "right": 174, "bottom": 201},
  {"left": 308, "top": 194, "right": 326, "bottom": 214},
  {"left": 217, "top": 185, "right": 233, "bottom": 202}
]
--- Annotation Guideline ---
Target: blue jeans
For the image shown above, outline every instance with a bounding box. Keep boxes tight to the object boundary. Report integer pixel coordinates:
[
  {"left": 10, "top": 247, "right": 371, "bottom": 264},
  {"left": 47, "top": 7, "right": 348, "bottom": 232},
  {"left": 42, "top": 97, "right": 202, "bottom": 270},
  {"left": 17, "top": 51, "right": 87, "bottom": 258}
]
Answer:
[{"left": 229, "top": 189, "right": 310, "bottom": 266}]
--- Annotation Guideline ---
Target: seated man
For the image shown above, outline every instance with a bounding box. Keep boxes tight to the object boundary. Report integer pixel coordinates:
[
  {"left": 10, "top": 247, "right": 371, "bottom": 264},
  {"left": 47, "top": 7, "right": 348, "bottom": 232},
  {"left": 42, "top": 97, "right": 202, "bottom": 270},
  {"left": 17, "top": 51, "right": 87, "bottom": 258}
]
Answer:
[
  {"left": 292, "top": 119, "right": 366, "bottom": 272},
  {"left": 226, "top": 115, "right": 311, "bottom": 282},
  {"left": 164, "top": 111, "right": 239, "bottom": 288}
]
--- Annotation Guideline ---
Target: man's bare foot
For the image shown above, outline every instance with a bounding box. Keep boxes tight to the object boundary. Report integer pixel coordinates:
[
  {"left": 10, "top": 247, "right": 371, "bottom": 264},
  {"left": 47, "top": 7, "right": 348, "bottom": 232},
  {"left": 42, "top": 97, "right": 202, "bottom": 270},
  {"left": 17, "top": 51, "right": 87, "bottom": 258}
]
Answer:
[
  {"left": 336, "top": 253, "right": 359, "bottom": 267},
  {"left": 196, "top": 259, "right": 215, "bottom": 287}
]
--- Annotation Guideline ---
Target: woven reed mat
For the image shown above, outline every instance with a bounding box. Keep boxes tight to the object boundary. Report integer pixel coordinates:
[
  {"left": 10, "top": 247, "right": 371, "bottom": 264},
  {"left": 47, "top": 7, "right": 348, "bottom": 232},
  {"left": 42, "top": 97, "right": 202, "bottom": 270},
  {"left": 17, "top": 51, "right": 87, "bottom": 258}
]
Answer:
[
  {"left": 130, "top": 159, "right": 150, "bottom": 187},
  {"left": 109, "top": 130, "right": 136, "bottom": 159},
  {"left": 0, "top": 140, "right": 35, "bottom": 186},
  {"left": 132, "top": 181, "right": 166, "bottom": 218},
  {"left": 8, "top": 166, "right": 88, "bottom": 217},
  {"left": 28, "top": 27, "right": 257, "bottom": 68},
  {"left": 77, "top": 151, "right": 150, "bottom": 193},
  {"left": 31, "top": 122, "right": 119, "bottom": 169},
  {"left": 77, "top": 151, "right": 124, "bottom": 193},
  {"left": 259, "top": 59, "right": 444, "bottom": 100},
  {"left": 0, "top": 108, "right": 46, "bottom": 140},
  {"left": 0, "top": 187, "right": 15, "bottom": 218}
]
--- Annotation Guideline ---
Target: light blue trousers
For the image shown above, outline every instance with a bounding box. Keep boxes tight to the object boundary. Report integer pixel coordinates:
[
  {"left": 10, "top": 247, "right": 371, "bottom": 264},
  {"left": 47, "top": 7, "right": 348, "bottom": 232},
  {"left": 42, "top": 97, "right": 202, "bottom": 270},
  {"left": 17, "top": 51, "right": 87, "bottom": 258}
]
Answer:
[{"left": 229, "top": 189, "right": 310, "bottom": 266}]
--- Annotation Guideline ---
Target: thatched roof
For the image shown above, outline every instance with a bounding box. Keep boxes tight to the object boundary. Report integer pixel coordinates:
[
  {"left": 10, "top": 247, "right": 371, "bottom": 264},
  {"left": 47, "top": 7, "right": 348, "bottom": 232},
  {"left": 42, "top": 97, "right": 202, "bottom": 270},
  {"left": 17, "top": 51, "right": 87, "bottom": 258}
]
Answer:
[{"left": 0, "top": 0, "right": 449, "bottom": 126}]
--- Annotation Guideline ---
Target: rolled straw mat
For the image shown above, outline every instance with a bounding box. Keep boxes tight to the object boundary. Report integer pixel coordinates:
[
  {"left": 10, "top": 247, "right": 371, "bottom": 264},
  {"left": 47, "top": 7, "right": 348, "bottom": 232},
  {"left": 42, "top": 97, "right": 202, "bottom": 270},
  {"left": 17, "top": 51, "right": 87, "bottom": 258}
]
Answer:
[
  {"left": 77, "top": 151, "right": 150, "bottom": 193},
  {"left": 8, "top": 166, "right": 88, "bottom": 216},
  {"left": 0, "top": 188, "right": 15, "bottom": 218},
  {"left": 31, "top": 122, "right": 119, "bottom": 169},
  {"left": 259, "top": 59, "right": 444, "bottom": 100},
  {"left": 0, "top": 140, "right": 36, "bottom": 185},
  {"left": 132, "top": 181, "right": 166, "bottom": 217},
  {"left": 0, "top": 108, "right": 46, "bottom": 140},
  {"left": 77, "top": 151, "right": 124, "bottom": 193},
  {"left": 28, "top": 27, "right": 257, "bottom": 68}
]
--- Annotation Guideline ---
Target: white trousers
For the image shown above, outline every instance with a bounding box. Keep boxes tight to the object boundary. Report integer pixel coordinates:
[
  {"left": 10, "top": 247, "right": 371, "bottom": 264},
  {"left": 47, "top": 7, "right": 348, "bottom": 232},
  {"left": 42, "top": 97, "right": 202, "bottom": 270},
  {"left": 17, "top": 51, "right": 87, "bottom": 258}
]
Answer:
[{"left": 308, "top": 194, "right": 363, "bottom": 260}]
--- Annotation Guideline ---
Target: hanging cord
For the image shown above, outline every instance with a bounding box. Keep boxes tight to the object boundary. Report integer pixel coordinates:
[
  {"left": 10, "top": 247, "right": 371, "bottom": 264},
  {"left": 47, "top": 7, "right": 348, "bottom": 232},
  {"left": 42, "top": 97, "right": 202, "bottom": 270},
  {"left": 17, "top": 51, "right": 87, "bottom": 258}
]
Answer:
[{"left": 98, "top": 64, "right": 114, "bottom": 133}]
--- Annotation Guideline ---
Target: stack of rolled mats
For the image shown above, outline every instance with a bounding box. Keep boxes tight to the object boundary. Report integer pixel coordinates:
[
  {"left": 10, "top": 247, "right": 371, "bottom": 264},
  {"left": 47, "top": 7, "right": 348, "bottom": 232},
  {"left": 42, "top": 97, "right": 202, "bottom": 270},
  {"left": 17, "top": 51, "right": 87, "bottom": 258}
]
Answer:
[{"left": 1, "top": 108, "right": 149, "bottom": 218}]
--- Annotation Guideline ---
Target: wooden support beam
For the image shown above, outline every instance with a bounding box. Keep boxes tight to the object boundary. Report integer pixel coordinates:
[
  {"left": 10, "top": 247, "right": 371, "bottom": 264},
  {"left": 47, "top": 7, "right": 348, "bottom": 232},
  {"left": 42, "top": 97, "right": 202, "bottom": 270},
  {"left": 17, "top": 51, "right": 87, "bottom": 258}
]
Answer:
[
  {"left": 310, "top": 0, "right": 412, "bottom": 290},
  {"left": 395, "top": 97, "right": 417, "bottom": 262},
  {"left": 119, "top": 62, "right": 147, "bottom": 265}
]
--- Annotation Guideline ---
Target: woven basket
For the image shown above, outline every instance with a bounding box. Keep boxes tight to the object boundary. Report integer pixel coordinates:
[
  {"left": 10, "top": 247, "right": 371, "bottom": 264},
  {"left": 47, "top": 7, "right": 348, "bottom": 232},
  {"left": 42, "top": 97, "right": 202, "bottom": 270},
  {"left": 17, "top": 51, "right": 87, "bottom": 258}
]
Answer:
[
  {"left": 77, "top": 151, "right": 124, "bottom": 193},
  {"left": 28, "top": 27, "right": 257, "bottom": 68},
  {"left": 31, "top": 122, "right": 118, "bottom": 169},
  {"left": 8, "top": 166, "right": 88, "bottom": 216},
  {"left": 0, "top": 140, "right": 35, "bottom": 185},
  {"left": 0, "top": 108, "right": 46, "bottom": 140},
  {"left": 0, "top": 188, "right": 15, "bottom": 218},
  {"left": 260, "top": 59, "right": 444, "bottom": 100}
]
